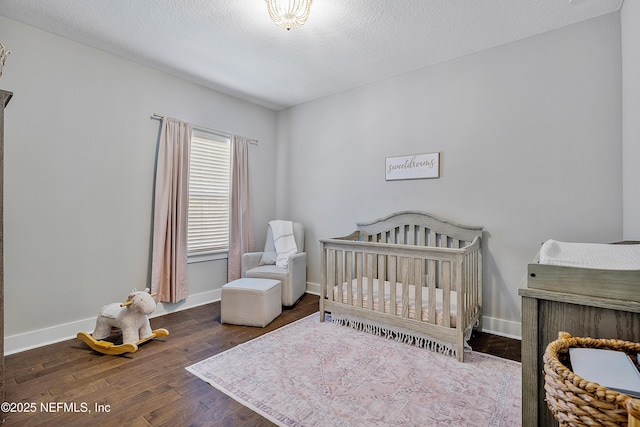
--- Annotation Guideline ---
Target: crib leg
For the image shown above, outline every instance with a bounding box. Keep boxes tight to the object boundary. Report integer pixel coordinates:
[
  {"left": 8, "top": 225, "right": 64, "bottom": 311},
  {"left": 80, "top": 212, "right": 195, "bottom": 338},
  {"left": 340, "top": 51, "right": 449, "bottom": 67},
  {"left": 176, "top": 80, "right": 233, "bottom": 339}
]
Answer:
[
  {"left": 457, "top": 332, "right": 465, "bottom": 362},
  {"left": 319, "top": 294, "right": 325, "bottom": 322}
]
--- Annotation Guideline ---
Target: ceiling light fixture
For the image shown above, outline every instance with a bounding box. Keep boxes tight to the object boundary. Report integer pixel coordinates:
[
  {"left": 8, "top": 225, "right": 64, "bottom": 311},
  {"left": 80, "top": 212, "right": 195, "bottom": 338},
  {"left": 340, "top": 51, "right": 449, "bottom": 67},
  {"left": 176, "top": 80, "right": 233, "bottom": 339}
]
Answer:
[{"left": 266, "top": 0, "right": 312, "bottom": 30}]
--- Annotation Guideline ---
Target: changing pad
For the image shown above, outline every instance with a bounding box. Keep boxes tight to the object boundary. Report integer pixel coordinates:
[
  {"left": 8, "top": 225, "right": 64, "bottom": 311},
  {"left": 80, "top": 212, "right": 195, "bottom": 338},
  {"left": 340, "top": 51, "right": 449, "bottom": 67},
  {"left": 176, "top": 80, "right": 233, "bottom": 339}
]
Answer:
[{"left": 539, "top": 239, "right": 640, "bottom": 270}]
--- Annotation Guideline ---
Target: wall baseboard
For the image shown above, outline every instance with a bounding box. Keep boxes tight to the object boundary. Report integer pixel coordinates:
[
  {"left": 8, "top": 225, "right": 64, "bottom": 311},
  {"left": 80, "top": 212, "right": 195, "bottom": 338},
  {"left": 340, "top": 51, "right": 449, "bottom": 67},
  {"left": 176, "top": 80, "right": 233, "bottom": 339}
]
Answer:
[
  {"left": 479, "top": 316, "right": 521, "bottom": 340},
  {"left": 306, "top": 282, "right": 321, "bottom": 295},
  {"left": 4, "top": 288, "right": 222, "bottom": 356},
  {"left": 5, "top": 283, "right": 522, "bottom": 355}
]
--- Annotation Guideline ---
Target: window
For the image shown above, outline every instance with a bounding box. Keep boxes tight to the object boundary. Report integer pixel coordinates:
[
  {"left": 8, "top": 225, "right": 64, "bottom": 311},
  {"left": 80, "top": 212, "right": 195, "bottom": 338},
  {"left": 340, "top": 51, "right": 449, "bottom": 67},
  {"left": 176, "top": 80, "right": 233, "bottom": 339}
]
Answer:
[{"left": 187, "top": 129, "right": 231, "bottom": 260}]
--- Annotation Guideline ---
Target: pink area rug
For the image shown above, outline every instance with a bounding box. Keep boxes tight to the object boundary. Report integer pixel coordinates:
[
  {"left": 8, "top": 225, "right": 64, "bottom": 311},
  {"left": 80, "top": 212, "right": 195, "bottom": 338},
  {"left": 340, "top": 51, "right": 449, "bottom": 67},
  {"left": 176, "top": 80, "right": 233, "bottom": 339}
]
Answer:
[{"left": 187, "top": 313, "right": 521, "bottom": 426}]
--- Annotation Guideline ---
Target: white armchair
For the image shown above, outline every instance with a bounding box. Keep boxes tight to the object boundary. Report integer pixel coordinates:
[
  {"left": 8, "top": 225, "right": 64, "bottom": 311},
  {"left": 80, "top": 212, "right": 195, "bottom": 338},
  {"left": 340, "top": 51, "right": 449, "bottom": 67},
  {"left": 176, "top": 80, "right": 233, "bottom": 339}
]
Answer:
[{"left": 241, "top": 221, "right": 306, "bottom": 307}]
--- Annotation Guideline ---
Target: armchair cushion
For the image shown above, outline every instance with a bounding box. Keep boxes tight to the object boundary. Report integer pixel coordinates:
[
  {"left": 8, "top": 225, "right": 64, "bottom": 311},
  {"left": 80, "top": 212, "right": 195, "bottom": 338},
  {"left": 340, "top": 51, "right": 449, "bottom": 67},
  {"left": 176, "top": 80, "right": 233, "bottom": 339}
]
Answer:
[{"left": 258, "top": 251, "right": 277, "bottom": 266}]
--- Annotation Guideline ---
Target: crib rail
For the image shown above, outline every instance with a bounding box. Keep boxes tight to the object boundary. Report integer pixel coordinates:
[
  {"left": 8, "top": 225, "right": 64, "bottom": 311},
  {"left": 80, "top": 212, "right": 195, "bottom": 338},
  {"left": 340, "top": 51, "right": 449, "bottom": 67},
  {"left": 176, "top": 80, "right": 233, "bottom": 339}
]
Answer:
[
  {"left": 320, "top": 237, "right": 482, "bottom": 332},
  {"left": 359, "top": 226, "right": 473, "bottom": 249},
  {"left": 356, "top": 211, "right": 483, "bottom": 246}
]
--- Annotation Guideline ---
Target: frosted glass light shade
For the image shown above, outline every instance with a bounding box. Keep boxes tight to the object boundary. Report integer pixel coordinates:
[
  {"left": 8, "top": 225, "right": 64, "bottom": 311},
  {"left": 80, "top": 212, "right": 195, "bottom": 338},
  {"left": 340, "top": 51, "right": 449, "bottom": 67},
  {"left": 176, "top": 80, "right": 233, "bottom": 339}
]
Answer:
[{"left": 267, "top": 0, "right": 312, "bottom": 30}]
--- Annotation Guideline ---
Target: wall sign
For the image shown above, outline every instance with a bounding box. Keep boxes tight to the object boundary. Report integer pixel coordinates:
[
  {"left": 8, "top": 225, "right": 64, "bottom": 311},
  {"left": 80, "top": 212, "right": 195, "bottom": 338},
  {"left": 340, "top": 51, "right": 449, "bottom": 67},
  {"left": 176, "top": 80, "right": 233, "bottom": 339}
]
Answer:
[{"left": 385, "top": 152, "right": 440, "bottom": 181}]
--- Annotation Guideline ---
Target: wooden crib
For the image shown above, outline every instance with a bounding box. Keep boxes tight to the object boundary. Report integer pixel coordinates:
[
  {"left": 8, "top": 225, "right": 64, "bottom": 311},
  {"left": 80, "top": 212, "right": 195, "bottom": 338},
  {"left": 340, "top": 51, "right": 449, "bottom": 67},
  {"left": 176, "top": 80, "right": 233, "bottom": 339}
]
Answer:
[{"left": 319, "top": 211, "right": 483, "bottom": 362}]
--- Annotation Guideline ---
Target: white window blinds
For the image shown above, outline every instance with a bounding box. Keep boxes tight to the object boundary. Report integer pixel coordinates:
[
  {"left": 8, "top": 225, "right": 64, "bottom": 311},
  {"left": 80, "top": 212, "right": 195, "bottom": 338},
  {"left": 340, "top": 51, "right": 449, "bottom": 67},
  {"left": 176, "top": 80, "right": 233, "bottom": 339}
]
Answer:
[{"left": 187, "top": 129, "right": 231, "bottom": 254}]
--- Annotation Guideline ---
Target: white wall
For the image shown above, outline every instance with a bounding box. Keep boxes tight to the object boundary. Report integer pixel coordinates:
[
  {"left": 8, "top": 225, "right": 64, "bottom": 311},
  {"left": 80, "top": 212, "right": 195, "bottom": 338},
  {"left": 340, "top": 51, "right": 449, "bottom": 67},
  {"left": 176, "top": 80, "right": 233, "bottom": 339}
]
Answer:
[
  {"left": 277, "top": 13, "right": 623, "bottom": 337},
  {"left": 0, "top": 9, "right": 627, "bottom": 351},
  {"left": 0, "top": 16, "right": 278, "bottom": 353},
  {"left": 622, "top": 1, "right": 640, "bottom": 239}
]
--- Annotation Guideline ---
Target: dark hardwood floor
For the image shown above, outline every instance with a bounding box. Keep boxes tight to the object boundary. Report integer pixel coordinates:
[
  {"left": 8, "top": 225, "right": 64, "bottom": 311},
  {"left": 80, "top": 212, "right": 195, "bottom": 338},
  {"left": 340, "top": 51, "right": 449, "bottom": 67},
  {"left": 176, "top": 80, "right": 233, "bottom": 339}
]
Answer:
[{"left": 3, "top": 294, "right": 520, "bottom": 426}]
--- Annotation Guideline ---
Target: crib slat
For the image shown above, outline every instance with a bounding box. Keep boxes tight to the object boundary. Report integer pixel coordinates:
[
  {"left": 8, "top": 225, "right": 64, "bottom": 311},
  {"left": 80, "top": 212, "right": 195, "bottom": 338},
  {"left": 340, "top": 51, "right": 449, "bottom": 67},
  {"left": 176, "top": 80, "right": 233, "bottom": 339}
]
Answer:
[
  {"left": 441, "top": 254, "right": 452, "bottom": 291},
  {"left": 389, "top": 256, "right": 397, "bottom": 316},
  {"left": 401, "top": 257, "right": 409, "bottom": 318},
  {"left": 469, "top": 249, "right": 479, "bottom": 323},
  {"left": 414, "top": 258, "right": 423, "bottom": 321},
  {"left": 462, "top": 252, "right": 469, "bottom": 324},
  {"left": 327, "top": 249, "right": 335, "bottom": 302},
  {"left": 468, "top": 252, "right": 475, "bottom": 323},
  {"left": 417, "top": 225, "right": 425, "bottom": 246},
  {"left": 337, "top": 250, "right": 344, "bottom": 304},
  {"left": 472, "top": 252, "right": 477, "bottom": 318},
  {"left": 427, "top": 228, "right": 436, "bottom": 247},
  {"left": 366, "top": 253, "right": 374, "bottom": 310},
  {"left": 356, "top": 252, "right": 363, "bottom": 308},
  {"left": 320, "top": 247, "right": 327, "bottom": 321},
  {"left": 454, "top": 254, "right": 463, "bottom": 334},
  {"left": 427, "top": 260, "right": 437, "bottom": 324},
  {"left": 346, "top": 251, "right": 353, "bottom": 305},
  {"left": 377, "top": 255, "right": 386, "bottom": 313},
  {"left": 442, "top": 260, "right": 451, "bottom": 328}
]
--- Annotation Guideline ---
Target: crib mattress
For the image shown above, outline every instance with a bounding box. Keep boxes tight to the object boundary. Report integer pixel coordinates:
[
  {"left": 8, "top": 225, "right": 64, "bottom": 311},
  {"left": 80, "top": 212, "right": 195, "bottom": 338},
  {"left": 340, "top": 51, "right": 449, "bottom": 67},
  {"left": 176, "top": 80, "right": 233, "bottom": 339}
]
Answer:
[
  {"left": 539, "top": 239, "right": 640, "bottom": 270},
  {"left": 332, "top": 278, "right": 457, "bottom": 327}
]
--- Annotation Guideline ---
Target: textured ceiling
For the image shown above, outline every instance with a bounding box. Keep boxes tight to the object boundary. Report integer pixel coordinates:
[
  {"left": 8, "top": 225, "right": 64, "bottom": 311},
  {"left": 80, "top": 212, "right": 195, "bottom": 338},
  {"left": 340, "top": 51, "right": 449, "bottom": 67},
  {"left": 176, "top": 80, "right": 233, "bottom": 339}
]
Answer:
[{"left": 0, "top": 0, "right": 624, "bottom": 110}]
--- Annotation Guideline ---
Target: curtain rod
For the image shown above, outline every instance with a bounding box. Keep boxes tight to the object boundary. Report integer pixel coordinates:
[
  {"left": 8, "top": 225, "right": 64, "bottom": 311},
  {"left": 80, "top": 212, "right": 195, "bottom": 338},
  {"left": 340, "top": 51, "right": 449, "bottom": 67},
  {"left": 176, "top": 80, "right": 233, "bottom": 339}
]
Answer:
[{"left": 151, "top": 113, "right": 258, "bottom": 145}]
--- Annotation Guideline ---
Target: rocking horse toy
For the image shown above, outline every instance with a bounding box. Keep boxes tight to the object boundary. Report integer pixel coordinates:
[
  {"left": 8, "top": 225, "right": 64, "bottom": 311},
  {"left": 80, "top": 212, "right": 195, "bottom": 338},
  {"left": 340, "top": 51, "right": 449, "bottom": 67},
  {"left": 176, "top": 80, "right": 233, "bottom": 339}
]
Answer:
[{"left": 77, "top": 288, "right": 169, "bottom": 355}]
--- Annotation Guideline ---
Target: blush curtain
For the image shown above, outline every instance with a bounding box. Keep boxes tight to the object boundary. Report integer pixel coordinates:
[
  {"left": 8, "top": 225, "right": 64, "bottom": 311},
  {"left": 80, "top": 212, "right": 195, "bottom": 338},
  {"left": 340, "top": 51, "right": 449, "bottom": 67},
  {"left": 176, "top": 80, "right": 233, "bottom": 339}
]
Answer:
[
  {"left": 227, "top": 135, "right": 255, "bottom": 282},
  {"left": 150, "top": 117, "right": 192, "bottom": 303}
]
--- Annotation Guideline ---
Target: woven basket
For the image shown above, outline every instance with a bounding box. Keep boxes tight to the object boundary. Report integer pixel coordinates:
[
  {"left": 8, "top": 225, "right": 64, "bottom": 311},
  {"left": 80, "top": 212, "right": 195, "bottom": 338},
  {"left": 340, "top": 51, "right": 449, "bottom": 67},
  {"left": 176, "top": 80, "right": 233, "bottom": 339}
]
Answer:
[{"left": 543, "top": 332, "right": 640, "bottom": 426}]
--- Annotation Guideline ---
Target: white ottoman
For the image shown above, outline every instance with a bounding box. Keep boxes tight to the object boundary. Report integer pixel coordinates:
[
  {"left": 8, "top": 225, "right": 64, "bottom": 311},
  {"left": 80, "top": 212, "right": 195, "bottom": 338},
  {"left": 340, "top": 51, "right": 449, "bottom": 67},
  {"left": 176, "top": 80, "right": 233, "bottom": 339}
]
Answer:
[{"left": 221, "top": 278, "right": 282, "bottom": 327}]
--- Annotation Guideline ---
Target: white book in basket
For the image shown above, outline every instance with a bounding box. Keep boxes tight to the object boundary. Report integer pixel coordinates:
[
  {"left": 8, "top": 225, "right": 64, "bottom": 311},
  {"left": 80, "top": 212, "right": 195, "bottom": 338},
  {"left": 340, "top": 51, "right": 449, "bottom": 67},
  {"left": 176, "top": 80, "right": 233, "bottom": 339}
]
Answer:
[{"left": 569, "top": 348, "right": 640, "bottom": 398}]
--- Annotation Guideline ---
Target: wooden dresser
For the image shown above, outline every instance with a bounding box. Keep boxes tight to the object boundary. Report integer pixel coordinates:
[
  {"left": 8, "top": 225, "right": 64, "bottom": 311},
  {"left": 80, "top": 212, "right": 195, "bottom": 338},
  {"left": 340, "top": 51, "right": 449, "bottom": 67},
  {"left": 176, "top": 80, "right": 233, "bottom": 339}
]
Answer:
[{"left": 519, "top": 245, "right": 640, "bottom": 427}]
